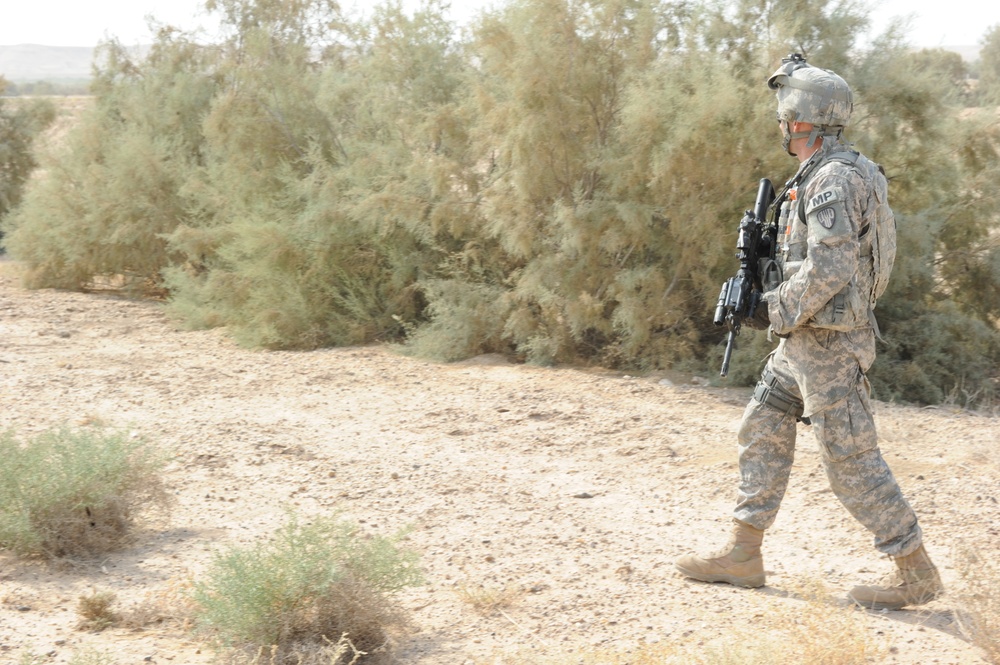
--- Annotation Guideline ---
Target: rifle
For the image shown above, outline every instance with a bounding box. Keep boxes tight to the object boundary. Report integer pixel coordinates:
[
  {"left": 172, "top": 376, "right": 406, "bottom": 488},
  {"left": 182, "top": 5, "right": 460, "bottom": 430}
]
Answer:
[{"left": 713, "top": 178, "right": 778, "bottom": 377}]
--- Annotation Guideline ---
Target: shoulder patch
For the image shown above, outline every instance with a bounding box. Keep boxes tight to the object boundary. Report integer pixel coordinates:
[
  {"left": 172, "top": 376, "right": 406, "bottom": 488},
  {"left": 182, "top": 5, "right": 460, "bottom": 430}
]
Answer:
[
  {"left": 806, "top": 195, "right": 850, "bottom": 242},
  {"left": 815, "top": 207, "right": 837, "bottom": 229},
  {"left": 807, "top": 189, "right": 839, "bottom": 212}
]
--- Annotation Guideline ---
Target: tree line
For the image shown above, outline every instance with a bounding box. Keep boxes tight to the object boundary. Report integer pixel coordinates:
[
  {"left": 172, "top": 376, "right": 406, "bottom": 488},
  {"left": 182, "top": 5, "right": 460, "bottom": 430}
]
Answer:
[{"left": 3, "top": 0, "right": 1000, "bottom": 406}]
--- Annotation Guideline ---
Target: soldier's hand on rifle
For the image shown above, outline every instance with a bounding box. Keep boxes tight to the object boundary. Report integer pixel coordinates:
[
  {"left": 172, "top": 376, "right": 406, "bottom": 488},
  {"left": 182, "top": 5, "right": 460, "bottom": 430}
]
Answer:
[{"left": 744, "top": 299, "right": 771, "bottom": 331}]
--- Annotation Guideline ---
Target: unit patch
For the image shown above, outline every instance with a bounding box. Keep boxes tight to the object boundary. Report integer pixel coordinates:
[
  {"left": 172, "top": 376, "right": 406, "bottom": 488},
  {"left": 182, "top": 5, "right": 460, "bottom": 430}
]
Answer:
[{"left": 816, "top": 207, "right": 837, "bottom": 229}]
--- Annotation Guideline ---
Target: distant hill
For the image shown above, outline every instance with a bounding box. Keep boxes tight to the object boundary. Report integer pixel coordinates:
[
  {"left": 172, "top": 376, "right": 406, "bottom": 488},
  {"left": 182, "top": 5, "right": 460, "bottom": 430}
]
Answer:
[
  {"left": 941, "top": 45, "right": 981, "bottom": 63},
  {"left": 0, "top": 42, "right": 984, "bottom": 84},
  {"left": 0, "top": 44, "right": 94, "bottom": 82}
]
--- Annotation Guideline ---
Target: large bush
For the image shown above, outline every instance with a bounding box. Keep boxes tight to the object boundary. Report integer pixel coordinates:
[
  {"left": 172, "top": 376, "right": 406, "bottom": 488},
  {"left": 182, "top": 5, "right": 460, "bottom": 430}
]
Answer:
[
  {"left": 0, "top": 79, "right": 55, "bottom": 228},
  {"left": 2, "top": 36, "right": 215, "bottom": 292},
  {"left": 4, "top": 0, "right": 999, "bottom": 404}
]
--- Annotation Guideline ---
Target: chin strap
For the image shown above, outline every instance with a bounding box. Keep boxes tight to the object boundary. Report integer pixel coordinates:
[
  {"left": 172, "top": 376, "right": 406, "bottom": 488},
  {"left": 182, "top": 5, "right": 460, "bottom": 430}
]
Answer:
[
  {"left": 781, "top": 119, "right": 846, "bottom": 153},
  {"left": 781, "top": 120, "right": 812, "bottom": 155},
  {"left": 806, "top": 124, "right": 845, "bottom": 148}
]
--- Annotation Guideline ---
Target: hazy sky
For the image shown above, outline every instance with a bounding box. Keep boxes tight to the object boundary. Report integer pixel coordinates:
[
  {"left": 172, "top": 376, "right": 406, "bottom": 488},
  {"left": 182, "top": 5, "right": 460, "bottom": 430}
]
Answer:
[{"left": 1, "top": 0, "right": 997, "bottom": 49}]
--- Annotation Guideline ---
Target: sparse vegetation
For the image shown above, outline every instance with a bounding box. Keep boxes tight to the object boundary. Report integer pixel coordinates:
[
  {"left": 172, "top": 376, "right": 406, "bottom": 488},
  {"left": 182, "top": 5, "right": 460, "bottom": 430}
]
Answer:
[
  {"left": 76, "top": 590, "right": 120, "bottom": 631},
  {"left": 116, "top": 577, "right": 199, "bottom": 631},
  {"left": 481, "top": 581, "right": 886, "bottom": 664},
  {"left": 191, "top": 513, "right": 422, "bottom": 664},
  {"left": 0, "top": 276, "right": 995, "bottom": 664},
  {"left": 19, "top": 649, "right": 118, "bottom": 665},
  {"left": 456, "top": 582, "right": 521, "bottom": 616},
  {"left": 231, "top": 637, "right": 364, "bottom": 665},
  {"left": 953, "top": 543, "right": 1000, "bottom": 663},
  {"left": 0, "top": 2, "right": 998, "bottom": 663},
  {"left": 0, "top": 426, "right": 170, "bottom": 558}
]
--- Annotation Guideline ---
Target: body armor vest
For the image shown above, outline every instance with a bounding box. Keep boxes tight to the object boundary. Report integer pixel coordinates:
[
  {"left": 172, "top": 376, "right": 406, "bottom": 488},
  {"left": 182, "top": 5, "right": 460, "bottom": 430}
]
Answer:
[{"left": 774, "top": 149, "right": 896, "bottom": 332}]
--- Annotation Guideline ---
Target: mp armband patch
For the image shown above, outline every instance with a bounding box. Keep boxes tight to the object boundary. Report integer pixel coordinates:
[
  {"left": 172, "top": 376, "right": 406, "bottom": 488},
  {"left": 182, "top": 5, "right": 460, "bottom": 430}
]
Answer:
[
  {"left": 805, "top": 187, "right": 848, "bottom": 239},
  {"left": 808, "top": 189, "right": 838, "bottom": 210}
]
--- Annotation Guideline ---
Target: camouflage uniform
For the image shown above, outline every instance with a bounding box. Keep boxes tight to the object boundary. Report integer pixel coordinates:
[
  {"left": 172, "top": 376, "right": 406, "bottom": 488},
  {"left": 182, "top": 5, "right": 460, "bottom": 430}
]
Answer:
[
  {"left": 734, "top": 138, "right": 922, "bottom": 557},
  {"left": 677, "top": 57, "right": 941, "bottom": 609}
]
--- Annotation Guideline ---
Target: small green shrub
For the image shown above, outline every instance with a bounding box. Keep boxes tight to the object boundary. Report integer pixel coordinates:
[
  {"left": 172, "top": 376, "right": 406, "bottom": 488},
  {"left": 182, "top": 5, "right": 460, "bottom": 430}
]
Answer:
[
  {"left": 0, "top": 426, "right": 170, "bottom": 558},
  {"left": 192, "top": 514, "right": 422, "bottom": 664}
]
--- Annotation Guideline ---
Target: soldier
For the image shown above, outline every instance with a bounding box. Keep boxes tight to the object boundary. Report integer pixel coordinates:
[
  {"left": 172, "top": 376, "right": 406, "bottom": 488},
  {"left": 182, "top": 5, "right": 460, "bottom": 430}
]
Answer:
[{"left": 674, "top": 55, "right": 944, "bottom": 610}]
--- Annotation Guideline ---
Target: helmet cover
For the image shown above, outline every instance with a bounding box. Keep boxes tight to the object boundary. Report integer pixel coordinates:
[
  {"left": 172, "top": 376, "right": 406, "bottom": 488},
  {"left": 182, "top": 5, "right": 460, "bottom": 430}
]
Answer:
[{"left": 767, "top": 54, "right": 853, "bottom": 130}]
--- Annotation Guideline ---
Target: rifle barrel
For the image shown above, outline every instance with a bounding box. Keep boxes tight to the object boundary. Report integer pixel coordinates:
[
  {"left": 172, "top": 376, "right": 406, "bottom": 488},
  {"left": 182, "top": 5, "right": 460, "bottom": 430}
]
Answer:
[{"left": 720, "top": 328, "right": 736, "bottom": 377}]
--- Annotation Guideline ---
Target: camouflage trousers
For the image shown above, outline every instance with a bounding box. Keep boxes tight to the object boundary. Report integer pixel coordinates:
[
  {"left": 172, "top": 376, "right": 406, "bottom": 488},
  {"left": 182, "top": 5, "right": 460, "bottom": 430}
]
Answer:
[{"left": 732, "top": 350, "right": 922, "bottom": 557}]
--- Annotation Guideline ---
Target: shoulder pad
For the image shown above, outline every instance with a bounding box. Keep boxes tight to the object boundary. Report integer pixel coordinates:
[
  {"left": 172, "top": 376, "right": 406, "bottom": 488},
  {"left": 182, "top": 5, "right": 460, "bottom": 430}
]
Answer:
[{"left": 826, "top": 150, "right": 860, "bottom": 166}]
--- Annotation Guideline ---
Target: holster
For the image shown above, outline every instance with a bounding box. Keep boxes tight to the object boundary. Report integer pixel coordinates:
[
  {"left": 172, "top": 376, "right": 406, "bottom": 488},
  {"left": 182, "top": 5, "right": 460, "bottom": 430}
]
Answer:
[{"left": 753, "top": 368, "right": 810, "bottom": 424}]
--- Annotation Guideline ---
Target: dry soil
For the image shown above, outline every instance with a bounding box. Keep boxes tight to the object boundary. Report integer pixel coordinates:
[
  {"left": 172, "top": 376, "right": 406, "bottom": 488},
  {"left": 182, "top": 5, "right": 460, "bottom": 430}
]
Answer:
[{"left": 0, "top": 266, "right": 997, "bottom": 664}]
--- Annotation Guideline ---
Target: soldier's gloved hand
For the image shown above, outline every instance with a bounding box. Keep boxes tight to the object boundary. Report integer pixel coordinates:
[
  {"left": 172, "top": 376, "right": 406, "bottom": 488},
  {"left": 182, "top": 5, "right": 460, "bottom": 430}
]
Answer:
[{"left": 744, "top": 300, "right": 771, "bottom": 331}]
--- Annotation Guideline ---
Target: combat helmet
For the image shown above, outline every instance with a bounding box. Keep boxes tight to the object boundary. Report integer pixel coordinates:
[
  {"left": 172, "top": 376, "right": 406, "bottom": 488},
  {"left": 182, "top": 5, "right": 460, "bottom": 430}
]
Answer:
[{"left": 767, "top": 53, "right": 853, "bottom": 148}]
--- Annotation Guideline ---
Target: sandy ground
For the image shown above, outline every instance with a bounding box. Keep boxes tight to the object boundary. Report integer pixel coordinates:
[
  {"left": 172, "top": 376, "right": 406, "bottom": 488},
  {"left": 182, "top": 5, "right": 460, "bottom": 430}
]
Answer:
[{"left": 0, "top": 265, "right": 997, "bottom": 665}]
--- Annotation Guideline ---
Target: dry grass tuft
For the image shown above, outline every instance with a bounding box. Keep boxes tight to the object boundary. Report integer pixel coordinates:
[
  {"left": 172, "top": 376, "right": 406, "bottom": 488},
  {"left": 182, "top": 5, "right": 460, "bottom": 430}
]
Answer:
[
  {"left": 231, "top": 636, "right": 364, "bottom": 665},
  {"left": 478, "top": 578, "right": 886, "bottom": 665},
  {"left": 117, "top": 577, "right": 199, "bottom": 631},
  {"left": 18, "top": 648, "right": 118, "bottom": 665},
  {"left": 952, "top": 543, "right": 1000, "bottom": 664},
  {"left": 456, "top": 583, "right": 522, "bottom": 616},
  {"left": 76, "top": 590, "right": 120, "bottom": 632}
]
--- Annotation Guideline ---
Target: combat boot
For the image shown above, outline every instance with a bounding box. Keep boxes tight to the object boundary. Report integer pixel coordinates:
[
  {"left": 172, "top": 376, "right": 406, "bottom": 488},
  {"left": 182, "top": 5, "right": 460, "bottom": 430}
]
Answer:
[
  {"left": 674, "top": 519, "right": 765, "bottom": 588},
  {"left": 848, "top": 544, "right": 944, "bottom": 610}
]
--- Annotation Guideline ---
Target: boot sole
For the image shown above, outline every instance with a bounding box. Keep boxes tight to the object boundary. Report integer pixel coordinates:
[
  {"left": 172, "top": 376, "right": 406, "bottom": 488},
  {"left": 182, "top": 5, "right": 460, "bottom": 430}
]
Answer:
[
  {"left": 848, "top": 597, "right": 907, "bottom": 611},
  {"left": 674, "top": 563, "right": 765, "bottom": 588},
  {"left": 848, "top": 590, "right": 942, "bottom": 611}
]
